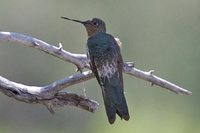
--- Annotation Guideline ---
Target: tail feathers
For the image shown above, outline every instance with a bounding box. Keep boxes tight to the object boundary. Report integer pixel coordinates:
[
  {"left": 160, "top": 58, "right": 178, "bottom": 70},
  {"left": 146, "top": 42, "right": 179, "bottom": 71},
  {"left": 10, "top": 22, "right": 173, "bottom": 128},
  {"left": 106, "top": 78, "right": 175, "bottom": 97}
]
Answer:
[
  {"left": 105, "top": 105, "right": 116, "bottom": 124},
  {"left": 102, "top": 86, "right": 130, "bottom": 124},
  {"left": 116, "top": 106, "right": 130, "bottom": 121},
  {"left": 106, "top": 103, "right": 130, "bottom": 124}
]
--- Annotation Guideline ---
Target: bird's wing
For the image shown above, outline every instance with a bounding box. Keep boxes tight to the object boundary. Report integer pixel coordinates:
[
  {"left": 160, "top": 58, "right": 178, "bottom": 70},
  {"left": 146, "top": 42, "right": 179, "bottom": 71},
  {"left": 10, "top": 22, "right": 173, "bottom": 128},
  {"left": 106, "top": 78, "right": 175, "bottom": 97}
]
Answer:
[
  {"left": 113, "top": 38, "right": 124, "bottom": 89},
  {"left": 87, "top": 34, "right": 124, "bottom": 88}
]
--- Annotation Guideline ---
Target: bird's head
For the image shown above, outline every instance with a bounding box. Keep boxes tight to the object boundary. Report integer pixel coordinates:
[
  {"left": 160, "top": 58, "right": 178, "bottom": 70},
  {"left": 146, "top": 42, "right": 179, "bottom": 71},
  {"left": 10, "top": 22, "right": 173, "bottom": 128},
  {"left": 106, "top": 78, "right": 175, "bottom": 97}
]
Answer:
[{"left": 61, "top": 17, "right": 106, "bottom": 37}]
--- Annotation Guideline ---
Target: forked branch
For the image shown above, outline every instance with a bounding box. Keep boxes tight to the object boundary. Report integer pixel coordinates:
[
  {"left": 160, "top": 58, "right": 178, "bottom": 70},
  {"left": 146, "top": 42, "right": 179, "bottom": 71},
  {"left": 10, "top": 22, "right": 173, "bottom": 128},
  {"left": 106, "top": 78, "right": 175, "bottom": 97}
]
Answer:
[{"left": 0, "top": 32, "right": 192, "bottom": 113}]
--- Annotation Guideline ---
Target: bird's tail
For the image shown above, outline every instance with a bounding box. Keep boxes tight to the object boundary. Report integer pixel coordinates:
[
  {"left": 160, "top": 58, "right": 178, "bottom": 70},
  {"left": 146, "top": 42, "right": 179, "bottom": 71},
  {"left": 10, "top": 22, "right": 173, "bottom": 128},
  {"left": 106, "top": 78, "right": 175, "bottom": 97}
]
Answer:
[{"left": 102, "top": 84, "right": 130, "bottom": 124}]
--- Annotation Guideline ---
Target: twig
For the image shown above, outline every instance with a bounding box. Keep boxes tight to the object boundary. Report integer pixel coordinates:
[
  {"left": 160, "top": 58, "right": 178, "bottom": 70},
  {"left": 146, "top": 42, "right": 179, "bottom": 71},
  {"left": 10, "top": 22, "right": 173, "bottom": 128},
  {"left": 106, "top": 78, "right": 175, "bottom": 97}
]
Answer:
[{"left": 0, "top": 32, "right": 192, "bottom": 113}]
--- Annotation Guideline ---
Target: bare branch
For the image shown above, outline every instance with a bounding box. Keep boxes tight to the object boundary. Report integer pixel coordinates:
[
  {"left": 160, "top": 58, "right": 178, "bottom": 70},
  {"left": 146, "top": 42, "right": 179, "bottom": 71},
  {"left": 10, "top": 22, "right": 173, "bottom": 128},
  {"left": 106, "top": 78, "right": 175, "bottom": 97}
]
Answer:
[
  {"left": 0, "top": 74, "right": 98, "bottom": 113},
  {"left": 0, "top": 31, "right": 192, "bottom": 113},
  {"left": 0, "top": 32, "right": 88, "bottom": 69},
  {"left": 123, "top": 65, "right": 192, "bottom": 95}
]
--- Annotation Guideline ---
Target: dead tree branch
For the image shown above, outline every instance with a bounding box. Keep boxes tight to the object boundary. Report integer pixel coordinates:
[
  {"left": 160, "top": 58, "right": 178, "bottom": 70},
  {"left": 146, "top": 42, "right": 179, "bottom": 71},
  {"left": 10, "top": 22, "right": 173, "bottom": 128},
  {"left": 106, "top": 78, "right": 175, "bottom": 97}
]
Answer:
[
  {"left": 0, "top": 71, "right": 97, "bottom": 113},
  {"left": 0, "top": 32, "right": 192, "bottom": 113}
]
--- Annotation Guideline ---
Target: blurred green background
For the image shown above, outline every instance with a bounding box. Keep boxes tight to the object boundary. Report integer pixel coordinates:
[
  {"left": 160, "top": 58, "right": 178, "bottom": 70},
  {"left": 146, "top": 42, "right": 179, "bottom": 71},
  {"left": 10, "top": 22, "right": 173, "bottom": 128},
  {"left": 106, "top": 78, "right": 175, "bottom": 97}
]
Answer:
[{"left": 0, "top": 0, "right": 199, "bottom": 133}]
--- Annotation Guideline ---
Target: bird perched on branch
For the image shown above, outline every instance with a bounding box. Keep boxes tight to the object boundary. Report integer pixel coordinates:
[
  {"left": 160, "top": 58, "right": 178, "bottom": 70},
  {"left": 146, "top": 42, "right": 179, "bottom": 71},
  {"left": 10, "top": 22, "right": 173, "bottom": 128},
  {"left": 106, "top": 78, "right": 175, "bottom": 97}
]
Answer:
[{"left": 61, "top": 17, "right": 129, "bottom": 124}]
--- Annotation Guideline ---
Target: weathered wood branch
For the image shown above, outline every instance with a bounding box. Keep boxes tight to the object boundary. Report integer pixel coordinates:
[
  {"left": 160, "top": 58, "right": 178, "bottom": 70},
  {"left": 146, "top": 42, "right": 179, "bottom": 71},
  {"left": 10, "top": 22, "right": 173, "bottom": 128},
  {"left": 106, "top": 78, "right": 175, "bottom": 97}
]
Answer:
[
  {"left": 0, "top": 32, "right": 192, "bottom": 113},
  {"left": 0, "top": 71, "right": 98, "bottom": 113}
]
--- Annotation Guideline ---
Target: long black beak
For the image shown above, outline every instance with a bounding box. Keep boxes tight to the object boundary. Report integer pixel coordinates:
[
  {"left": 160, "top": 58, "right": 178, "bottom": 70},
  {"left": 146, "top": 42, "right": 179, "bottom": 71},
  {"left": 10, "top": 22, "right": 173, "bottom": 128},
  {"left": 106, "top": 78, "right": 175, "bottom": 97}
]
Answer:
[{"left": 61, "top": 17, "right": 86, "bottom": 25}]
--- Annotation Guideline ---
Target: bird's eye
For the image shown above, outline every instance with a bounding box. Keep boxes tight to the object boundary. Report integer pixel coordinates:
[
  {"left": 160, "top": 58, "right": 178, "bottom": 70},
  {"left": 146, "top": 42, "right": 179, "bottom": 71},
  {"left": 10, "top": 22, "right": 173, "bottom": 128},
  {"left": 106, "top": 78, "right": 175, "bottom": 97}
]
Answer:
[{"left": 93, "top": 22, "right": 98, "bottom": 26}]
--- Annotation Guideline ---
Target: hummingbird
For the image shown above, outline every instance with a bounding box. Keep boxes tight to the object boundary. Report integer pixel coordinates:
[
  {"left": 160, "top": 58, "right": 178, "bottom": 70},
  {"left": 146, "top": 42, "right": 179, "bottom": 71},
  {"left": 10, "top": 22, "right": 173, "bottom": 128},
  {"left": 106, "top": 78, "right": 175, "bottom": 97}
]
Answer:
[{"left": 61, "top": 17, "right": 130, "bottom": 124}]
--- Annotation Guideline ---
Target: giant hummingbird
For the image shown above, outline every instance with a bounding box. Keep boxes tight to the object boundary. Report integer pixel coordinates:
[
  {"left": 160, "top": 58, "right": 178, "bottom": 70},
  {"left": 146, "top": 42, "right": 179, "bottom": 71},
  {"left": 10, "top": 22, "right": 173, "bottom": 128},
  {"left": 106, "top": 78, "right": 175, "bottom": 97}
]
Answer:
[{"left": 61, "top": 17, "right": 130, "bottom": 124}]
